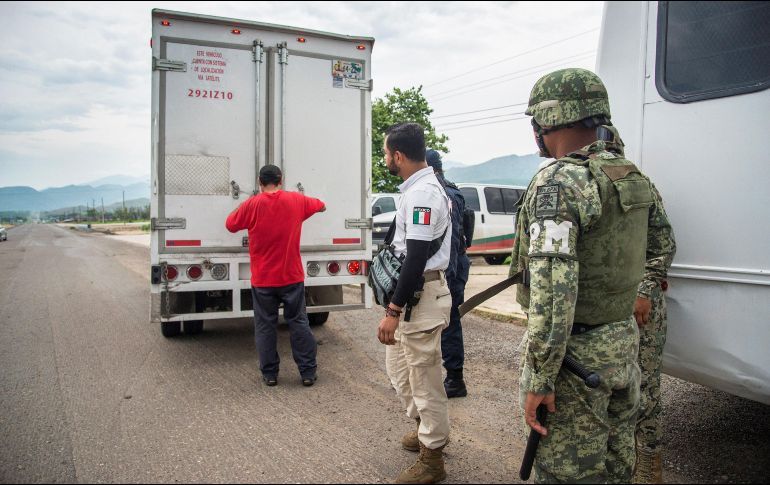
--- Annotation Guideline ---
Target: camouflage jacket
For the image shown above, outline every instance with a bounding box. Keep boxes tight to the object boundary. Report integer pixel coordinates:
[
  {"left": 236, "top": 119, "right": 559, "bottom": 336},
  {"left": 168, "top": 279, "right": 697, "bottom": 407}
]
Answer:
[
  {"left": 518, "top": 139, "right": 675, "bottom": 395},
  {"left": 638, "top": 183, "right": 676, "bottom": 298}
]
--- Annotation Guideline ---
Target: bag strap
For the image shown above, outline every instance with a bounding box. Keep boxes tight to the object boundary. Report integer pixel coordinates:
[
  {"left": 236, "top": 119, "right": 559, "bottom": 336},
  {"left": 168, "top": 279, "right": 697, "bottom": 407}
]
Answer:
[
  {"left": 383, "top": 215, "right": 397, "bottom": 245},
  {"left": 427, "top": 226, "right": 448, "bottom": 259}
]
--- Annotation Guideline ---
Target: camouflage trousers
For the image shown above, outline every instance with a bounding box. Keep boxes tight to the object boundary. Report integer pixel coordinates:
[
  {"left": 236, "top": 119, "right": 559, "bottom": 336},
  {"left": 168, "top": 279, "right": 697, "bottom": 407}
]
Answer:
[
  {"left": 636, "top": 286, "right": 667, "bottom": 451},
  {"left": 520, "top": 317, "right": 641, "bottom": 483}
]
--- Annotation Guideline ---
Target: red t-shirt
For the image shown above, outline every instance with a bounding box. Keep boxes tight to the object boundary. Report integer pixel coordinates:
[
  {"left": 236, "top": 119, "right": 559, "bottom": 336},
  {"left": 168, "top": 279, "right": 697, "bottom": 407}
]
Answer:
[{"left": 226, "top": 190, "right": 325, "bottom": 287}]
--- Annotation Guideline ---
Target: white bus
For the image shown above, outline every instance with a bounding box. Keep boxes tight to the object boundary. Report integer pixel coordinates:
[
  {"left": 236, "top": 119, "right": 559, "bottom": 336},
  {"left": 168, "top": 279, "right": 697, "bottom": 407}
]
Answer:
[{"left": 597, "top": 1, "right": 770, "bottom": 404}]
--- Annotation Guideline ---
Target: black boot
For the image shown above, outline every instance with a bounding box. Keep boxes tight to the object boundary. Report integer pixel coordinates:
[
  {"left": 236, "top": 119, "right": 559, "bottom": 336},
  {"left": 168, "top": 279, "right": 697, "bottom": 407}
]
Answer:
[{"left": 444, "top": 369, "right": 467, "bottom": 398}]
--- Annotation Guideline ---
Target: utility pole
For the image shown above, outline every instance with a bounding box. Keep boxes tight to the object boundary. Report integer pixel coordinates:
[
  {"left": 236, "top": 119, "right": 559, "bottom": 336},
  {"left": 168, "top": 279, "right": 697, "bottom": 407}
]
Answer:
[
  {"left": 122, "top": 190, "right": 126, "bottom": 222},
  {"left": 101, "top": 197, "right": 105, "bottom": 223}
]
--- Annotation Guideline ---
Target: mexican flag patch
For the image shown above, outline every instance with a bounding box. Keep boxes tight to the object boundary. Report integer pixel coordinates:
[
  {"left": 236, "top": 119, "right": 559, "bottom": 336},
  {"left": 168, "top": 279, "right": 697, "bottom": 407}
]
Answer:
[{"left": 413, "top": 207, "right": 432, "bottom": 225}]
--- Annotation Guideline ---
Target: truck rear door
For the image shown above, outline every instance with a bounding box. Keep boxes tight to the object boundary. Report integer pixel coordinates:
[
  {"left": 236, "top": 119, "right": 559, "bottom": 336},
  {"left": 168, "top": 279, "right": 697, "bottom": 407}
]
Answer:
[
  {"left": 157, "top": 39, "right": 257, "bottom": 253},
  {"left": 271, "top": 47, "right": 369, "bottom": 251}
]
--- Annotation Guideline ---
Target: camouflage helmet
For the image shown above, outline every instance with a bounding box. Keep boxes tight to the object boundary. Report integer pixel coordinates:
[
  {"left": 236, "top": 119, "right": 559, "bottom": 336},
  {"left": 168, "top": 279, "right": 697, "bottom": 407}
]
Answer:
[{"left": 525, "top": 68, "right": 611, "bottom": 129}]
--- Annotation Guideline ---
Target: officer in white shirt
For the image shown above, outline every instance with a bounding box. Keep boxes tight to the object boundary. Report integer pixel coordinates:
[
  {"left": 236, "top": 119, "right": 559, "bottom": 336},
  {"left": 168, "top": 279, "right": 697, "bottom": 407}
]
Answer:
[{"left": 377, "top": 123, "right": 453, "bottom": 484}]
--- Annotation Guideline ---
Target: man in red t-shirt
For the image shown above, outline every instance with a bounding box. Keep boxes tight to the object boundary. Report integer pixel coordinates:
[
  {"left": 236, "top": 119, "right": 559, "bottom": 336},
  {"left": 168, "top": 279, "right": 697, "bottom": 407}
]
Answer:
[{"left": 226, "top": 165, "right": 326, "bottom": 387}]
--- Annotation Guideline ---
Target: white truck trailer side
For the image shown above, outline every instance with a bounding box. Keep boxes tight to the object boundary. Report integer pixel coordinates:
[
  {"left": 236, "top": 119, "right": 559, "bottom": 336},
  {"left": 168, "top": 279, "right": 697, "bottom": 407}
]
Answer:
[
  {"left": 150, "top": 9, "right": 374, "bottom": 336},
  {"left": 597, "top": 1, "right": 770, "bottom": 404}
]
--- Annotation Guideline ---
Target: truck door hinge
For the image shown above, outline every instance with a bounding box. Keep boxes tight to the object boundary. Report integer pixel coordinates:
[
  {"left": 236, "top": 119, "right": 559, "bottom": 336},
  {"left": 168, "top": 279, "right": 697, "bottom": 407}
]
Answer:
[
  {"left": 345, "top": 218, "right": 373, "bottom": 229},
  {"left": 345, "top": 78, "right": 373, "bottom": 91},
  {"left": 151, "top": 218, "right": 186, "bottom": 230},
  {"left": 252, "top": 40, "right": 264, "bottom": 63},
  {"left": 152, "top": 57, "right": 187, "bottom": 72},
  {"left": 278, "top": 42, "right": 289, "bottom": 65}
]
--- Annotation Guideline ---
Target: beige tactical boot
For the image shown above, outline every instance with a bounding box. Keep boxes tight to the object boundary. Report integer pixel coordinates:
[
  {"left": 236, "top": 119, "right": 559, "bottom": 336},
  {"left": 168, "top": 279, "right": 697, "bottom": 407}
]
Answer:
[
  {"left": 401, "top": 418, "right": 420, "bottom": 452},
  {"left": 395, "top": 442, "right": 446, "bottom": 484},
  {"left": 633, "top": 446, "right": 664, "bottom": 484}
]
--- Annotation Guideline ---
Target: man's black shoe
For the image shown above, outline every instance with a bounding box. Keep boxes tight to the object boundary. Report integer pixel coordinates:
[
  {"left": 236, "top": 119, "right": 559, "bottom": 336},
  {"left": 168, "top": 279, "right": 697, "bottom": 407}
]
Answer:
[
  {"left": 262, "top": 376, "right": 278, "bottom": 386},
  {"left": 444, "top": 369, "right": 467, "bottom": 398},
  {"left": 302, "top": 376, "right": 317, "bottom": 387}
]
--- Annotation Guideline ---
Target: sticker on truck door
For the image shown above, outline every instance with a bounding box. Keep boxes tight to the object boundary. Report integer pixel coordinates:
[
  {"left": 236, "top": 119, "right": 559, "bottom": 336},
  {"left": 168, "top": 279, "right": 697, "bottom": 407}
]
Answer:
[{"left": 332, "top": 59, "right": 363, "bottom": 88}]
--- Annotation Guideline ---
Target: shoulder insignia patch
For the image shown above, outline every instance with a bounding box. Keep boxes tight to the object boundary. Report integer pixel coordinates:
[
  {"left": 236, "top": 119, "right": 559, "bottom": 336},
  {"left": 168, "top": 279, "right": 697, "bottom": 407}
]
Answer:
[
  {"left": 413, "top": 207, "right": 432, "bottom": 225},
  {"left": 535, "top": 184, "right": 559, "bottom": 217}
]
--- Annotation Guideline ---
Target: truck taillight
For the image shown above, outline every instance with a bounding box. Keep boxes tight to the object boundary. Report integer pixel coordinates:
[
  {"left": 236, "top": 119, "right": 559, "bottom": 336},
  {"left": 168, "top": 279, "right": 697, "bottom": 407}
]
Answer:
[
  {"left": 211, "top": 264, "right": 228, "bottom": 280},
  {"left": 347, "top": 261, "right": 361, "bottom": 275},
  {"left": 327, "top": 261, "right": 340, "bottom": 275},
  {"left": 297, "top": 37, "right": 306, "bottom": 43},
  {"left": 164, "top": 265, "right": 178, "bottom": 281},
  {"left": 356, "top": 44, "right": 366, "bottom": 50},
  {"left": 161, "top": 20, "right": 171, "bottom": 26},
  {"left": 187, "top": 265, "right": 203, "bottom": 280},
  {"left": 231, "top": 28, "right": 241, "bottom": 35},
  {"left": 362, "top": 261, "right": 369, "bottom": 276},
  {"left": 307, "top": 262, "right": 320, "bottom": 277}
]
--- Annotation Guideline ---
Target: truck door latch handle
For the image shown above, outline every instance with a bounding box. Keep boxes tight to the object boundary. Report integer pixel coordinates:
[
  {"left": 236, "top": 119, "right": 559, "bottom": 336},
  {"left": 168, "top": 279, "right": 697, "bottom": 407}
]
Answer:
[
  {"left": 231, "top": 180, "right": 240, "bottom": 199},
  {"left": 296, "top": 182, "right": 305, "bottom": 193}
]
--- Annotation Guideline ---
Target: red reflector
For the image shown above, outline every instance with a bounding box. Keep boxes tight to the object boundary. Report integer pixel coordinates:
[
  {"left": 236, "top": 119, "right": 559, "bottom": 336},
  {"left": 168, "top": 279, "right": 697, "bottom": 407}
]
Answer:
[
  {"left": 187, "top": 265, "right": 203, "bottom": 280},
  {"left": 161, "top": 20, "right": 171, "bottom": 26},
  {"left": 167, "top": 240, "right": 201, "bottom": 247},
  {"left": 333, "top": 238, "right": 361, "bottom": 245},
  {"left": 327, "top": 262, "right": 340, "bottom": 275},
  {"left": 165, "top": 265, "right": 178, "bottom": 281},
  {"left": 347, "top": 261, "right": 361, "bottom": 275},
  {"left": 356, "top": 44, "right": 366, "bottom": 50},
  {"left": 150, "top": 38, "right": 153, "bottom": 48},
  {"left": 231, "top": 28, "right": 241, "bottom": 35},
  {"left": 297, "top": 37, "right": 306, "bottom": 43}
]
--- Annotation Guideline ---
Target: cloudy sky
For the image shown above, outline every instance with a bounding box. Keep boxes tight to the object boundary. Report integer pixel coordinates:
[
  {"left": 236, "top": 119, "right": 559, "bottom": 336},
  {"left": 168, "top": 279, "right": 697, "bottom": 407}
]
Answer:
[{"left": 0, "top": 1, "right": 604, "bottom": 189}]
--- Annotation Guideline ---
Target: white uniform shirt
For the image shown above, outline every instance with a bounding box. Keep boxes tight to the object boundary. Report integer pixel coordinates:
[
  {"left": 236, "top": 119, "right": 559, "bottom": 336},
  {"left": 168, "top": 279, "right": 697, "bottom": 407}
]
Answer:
[{"left": 392, "top": 166, "right": 452, "bottom": 272}]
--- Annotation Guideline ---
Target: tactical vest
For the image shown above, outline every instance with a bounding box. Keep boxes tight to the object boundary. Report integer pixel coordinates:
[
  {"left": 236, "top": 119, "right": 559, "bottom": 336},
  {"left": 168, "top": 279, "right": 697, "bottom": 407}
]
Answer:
[{"left": 515, "top": 151, "right": 653, "bottom": 324}]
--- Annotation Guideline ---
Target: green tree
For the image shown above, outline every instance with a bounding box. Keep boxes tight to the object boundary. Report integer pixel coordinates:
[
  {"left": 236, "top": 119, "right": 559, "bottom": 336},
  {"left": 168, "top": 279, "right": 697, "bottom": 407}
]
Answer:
[{"left": 372, "top": 86, "right": 449, "bottom": 193}]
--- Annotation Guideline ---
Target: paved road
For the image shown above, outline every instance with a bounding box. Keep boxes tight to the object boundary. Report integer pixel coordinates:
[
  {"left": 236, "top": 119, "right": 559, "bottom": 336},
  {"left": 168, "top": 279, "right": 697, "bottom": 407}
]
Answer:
[{"left": 0, "top": 224, "right": 768, "bottom": 483}]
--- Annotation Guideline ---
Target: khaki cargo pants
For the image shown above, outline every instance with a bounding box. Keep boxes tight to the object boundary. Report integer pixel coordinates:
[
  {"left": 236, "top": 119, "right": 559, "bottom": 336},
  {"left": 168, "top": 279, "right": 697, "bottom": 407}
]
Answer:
[{"left": 386, "top": 276, "right": 452, "bottom": 450}]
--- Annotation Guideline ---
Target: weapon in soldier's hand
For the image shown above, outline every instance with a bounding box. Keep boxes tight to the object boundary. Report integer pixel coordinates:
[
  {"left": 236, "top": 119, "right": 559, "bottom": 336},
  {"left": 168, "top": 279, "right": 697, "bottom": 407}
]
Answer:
[
  {"left": 459, "top": 270, "right": 524, "bottom": 317},
  {"left": 518, "top": 356, "right": 600, "bottom": 481}
]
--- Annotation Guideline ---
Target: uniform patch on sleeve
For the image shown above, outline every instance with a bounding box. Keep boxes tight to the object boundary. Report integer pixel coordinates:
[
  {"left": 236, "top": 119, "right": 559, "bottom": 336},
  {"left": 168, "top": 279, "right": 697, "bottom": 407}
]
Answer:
[
  {"left": 535, "top": 184, "right": 559, "bottom": 217},
  {"left": 413, "top": 207, "right": 432, "bottom": 225}
]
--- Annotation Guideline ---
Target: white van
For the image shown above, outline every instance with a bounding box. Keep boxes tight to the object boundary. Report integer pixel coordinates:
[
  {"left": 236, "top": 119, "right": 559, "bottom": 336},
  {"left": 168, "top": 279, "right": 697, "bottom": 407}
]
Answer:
[
  {"left": 598, "top": 1, "right": 770, "bottom": 403},
  {"left": 371, "top": 193, "right": 401, "bottom": 217},
  {"left": 456, "top": 183, "right": 526, "bottom": 265}
]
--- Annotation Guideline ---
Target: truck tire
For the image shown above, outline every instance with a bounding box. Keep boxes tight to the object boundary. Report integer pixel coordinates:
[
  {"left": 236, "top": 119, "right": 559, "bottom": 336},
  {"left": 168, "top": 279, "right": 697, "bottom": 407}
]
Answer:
[
  {"left": 484, "top": 255, "right": 507, "bottom": 265},
  {"left": 161, "top": 321, "right": 181, "bottom": 338},
  {"left": 308, "top": 312, "right": 329, "bottom": 326},
  {"left": 184, "top": 320, "right": 204, "bottom": 335}
]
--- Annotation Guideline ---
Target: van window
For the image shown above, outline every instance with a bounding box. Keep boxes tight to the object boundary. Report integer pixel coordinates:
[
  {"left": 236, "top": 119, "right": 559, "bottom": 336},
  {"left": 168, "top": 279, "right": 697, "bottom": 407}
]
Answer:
[
  {"left": 484, "top": 187, "right": 505, "bottom": 214},
  {"left": 373, "top": 197, "right": 396, "bottom": 214},
  {"left": 656, "top": 1, "right": 770, "bottom": 103},
  {"left": 460, "top": 187, "right": 480, "bottom": 212},
  {"left": 502, "top": 188, "right": 523, "bottom": 214}
]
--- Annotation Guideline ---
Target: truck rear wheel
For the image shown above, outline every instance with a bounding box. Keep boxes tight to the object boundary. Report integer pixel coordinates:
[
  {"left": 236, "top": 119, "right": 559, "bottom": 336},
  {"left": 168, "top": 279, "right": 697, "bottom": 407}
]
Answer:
[
  {"left": 161, "top": 321, "right": 181, "bottom": 338},
  {"left": 308, "top": 312, "right": 329, "bottom": 326},
  {"left": 484, "top": 255, "right": 507, "bottom": 265},
  {"left": 184, "top": 320, "right": 204, "bottom": 335}
]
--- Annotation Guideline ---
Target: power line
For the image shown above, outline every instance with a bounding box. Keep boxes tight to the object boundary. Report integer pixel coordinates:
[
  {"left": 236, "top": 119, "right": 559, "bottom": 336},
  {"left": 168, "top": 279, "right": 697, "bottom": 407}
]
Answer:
[
  {"left": 431, "top": 52, "right": 595, "bottom": 103},
  {"left": 429, "top": 50, "right": 596, "bottom": 98},
  {"left": 424, "top": 27, "right": 599, "bottom": 89},
  {"left": 431, "top": 102, "right": 529, "bottom": 119},
  {"left": 435, "top": 111, "right": 526, "bottom": 127},
  {"left": 436, "top": 115, "right": 530, "bottom": 132}
]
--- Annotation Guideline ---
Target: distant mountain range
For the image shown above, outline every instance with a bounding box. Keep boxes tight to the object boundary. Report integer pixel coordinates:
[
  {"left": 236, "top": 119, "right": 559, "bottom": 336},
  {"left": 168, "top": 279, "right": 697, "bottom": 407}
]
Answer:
[
  {"left": 1, "top": 153, "right": 544, "bottom": 212},
  {"left": 445, "top": 153, "right": 543, "bottom": 186},
  {"left": 0, "top": 181, "right": 150, "bottom": 212}
]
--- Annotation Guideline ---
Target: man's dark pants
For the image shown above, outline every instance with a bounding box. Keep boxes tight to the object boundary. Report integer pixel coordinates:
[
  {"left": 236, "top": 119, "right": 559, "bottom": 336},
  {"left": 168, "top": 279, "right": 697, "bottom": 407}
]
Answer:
[
  {"left": 442, "top": 254, "right": 470, "bottom": 371},
  {"left": 251, "top": 282, "right": 317, "bottom": 379}
]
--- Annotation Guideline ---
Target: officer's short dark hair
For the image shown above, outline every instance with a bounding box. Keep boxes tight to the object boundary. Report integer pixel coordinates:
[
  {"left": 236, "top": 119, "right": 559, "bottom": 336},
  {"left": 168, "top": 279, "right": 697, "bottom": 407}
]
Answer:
[
  {"left": 385, "top": 123, "right": 426, "bottom": 162},
  {"left": 259, "top": 165, "right": 282, "bottom": 186}
]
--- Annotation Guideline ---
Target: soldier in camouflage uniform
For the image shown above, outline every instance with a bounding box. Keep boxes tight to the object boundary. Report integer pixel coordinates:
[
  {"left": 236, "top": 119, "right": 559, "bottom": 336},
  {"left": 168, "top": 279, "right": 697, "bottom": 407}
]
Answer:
[
  {"left": 511, "top": 68, "right": 675, "bottom": 483},
  {"left": 633, "top": 186, "right": 676, "bottom": 483}
]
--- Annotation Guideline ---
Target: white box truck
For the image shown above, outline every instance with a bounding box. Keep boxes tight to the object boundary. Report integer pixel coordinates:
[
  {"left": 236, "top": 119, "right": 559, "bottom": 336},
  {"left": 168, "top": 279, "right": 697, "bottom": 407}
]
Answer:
[
  {"left": 597, "top": 1, "right": 770, "bottom": 404},
  {"left": 149, "top": 9, "right": 374, "bottom": 337}
]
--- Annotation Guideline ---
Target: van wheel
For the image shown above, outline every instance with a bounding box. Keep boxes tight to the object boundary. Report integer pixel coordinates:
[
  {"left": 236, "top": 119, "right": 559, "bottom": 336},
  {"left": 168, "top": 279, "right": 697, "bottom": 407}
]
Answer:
[
  {"left": 184, "top": 320, "right": 204, "bottom": 335},
  {"left": 308, "top": 312, "right": 329, "bottom": 326},
  {"left": 484, "top": 255, "right": 507, "bottom": 265},
  {"left": 161, "top": 321, "right": 181, "bottom": 338}
]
